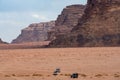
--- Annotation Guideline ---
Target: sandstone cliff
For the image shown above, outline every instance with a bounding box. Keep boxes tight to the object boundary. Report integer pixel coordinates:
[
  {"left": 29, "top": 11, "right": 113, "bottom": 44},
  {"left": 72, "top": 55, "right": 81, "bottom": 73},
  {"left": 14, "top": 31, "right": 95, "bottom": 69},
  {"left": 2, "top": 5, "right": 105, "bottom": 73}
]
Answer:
[
  {"left": 55, "top": 5, "right": 85, "bottom": 34},
  {"left": 48, "top": 5, "right": 85, "bottom": 40},
  {"left": 12, "top": 5, "right": 85, "bottom": 43},
  {"left": 12, "top": 21, "right": 55, "bottom": 43},
  {"left": 49, "top": 0, "right": 120, "bottom": 47}
]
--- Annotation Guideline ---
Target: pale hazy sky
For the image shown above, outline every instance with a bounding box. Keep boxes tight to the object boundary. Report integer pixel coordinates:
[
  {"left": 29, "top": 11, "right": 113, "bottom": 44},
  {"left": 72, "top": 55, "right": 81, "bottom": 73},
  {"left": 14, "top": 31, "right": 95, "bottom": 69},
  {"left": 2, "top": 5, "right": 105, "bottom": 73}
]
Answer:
[{"left": 0, "top": 0, "right": 87, "bottom": 43}]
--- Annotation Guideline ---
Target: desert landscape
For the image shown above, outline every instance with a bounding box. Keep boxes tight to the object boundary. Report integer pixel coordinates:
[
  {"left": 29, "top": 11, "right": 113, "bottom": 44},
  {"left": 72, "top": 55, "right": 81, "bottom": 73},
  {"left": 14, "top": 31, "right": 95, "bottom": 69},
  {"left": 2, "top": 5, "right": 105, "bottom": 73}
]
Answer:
[
  {"left": 0, "top": 0, "right": 120, "bottom": 80},
  {"left": 0, "top": 47, "right": 120, "bottom": 80}
]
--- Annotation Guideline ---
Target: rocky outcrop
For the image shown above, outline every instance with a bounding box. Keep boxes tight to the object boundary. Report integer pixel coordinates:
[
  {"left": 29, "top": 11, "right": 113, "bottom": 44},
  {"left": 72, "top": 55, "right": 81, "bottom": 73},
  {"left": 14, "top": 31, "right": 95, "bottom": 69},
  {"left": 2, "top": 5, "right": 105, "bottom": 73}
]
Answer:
[
  {"left": 12, "top": 5, "right": 85, "bottom": 43},
  {"left": 55, "top": 5, "right": 85, "bottom": 34},
  {"left": 12, "top": 21, "right": 55, "bottom": 43},
  {"left": 48, "top": 5, "right": 85, "bottom": 40},
  {"left": 49, "top": 0, "right": 120, "bottom": 47},
  {"left": 0, "top": 38, "right": 7, "bottom": 44},
  {"left": 0, "top": 38, "right": 4, "bottom": 44}
]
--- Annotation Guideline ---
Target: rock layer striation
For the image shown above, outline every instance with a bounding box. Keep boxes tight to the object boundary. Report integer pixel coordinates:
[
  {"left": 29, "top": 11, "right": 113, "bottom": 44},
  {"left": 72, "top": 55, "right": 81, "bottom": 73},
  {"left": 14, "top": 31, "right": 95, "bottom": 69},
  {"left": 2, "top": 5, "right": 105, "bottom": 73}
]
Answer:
[
  {"left": 12, "top": 21, "right": 55, "bottom": 43},
  {"left": 49, "top": 0, "right": 120, "bottom": 47},
  {"left": 48, "top": 5, "right": 85, "bottom": 40},
  {"left": 12, "top": 5, "right": 85, "bottom": 44}
]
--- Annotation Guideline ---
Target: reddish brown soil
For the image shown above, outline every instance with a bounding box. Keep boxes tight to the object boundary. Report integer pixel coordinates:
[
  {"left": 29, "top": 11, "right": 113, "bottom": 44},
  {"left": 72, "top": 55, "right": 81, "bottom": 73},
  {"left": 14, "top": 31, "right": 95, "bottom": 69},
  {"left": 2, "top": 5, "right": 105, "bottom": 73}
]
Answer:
[{"left": 0, "top": 47, "right": 120, "bottom": 80}]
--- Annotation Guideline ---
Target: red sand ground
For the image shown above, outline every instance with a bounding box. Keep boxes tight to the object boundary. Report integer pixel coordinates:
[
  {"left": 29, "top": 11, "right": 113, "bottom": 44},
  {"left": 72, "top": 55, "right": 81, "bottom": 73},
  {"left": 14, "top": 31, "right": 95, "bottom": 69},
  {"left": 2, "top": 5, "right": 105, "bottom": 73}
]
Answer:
[
  {"left": 0, "top": 41, "right": 50, "bottom": 49},
  {"left": 0, "top": 47, "right": 120, "bottom": 80}
]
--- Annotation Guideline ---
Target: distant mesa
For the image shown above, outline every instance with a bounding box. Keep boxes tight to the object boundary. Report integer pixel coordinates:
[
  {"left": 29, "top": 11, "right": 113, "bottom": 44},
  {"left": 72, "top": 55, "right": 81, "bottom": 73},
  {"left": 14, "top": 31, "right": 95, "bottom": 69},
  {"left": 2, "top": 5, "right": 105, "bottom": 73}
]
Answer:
[{"left": 12, "top": 21, "right": 55, "bottom": 43}]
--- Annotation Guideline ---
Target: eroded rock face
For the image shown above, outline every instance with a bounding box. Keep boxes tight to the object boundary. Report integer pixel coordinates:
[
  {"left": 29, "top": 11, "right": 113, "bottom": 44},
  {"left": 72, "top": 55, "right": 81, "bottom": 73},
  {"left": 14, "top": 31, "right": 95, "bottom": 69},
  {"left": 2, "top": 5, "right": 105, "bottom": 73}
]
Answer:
[
  {"left": 56, "top": 5, "right": 85, "bottom": 34},
  {"left": 12, "top": 21, "right": 55, "bottom": 43},
  {"left": 0, "top": 38, "right": 4, "bottom": 43},
  {"left": 12, "top": 5, "right": 85, "bottom": 44},
  {"left": 49, "top": 0, "right": 120, "bottom": 47},
  {"left": 48, "top": 5, "right": 85, "bottom": 40},
  {"left": 0, "top": 38, "right": 7, "bottom": 44}
]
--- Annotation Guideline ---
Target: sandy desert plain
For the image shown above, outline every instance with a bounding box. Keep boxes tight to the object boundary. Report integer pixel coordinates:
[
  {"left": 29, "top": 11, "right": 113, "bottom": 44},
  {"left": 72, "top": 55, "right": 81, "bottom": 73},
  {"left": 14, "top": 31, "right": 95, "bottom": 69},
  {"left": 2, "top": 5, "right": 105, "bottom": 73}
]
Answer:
[{"left": 0, "top": 47, "right": 120, "bottom": 80}]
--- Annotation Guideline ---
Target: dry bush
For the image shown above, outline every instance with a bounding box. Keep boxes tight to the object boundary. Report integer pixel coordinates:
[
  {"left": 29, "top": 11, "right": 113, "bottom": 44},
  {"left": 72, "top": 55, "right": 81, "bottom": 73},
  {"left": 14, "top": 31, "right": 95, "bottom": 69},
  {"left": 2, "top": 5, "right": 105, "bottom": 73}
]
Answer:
[
  {"left": 114, "top": 74, "right": 120, "bottom": 77},
  {"left": 4, "top": 75, "right": 11, "bottom": 77},
  {"left": 79, "top": 73, "right": 87, "bottom": 77},
  {"left": 12, "top": 74, "right": 16, "bottom": 76},
  {"left": 17, "top": 74, "right": 30, "bottom": 77},
  {"left": 32, "top": 73, "right": 43, "bottom": 77},
  {"left": 64, "top": 74, "right": 71, "bottom": 76},
  {"left": 60, "top": 74, "right": 64, "bottom": 76},
  {"left": 46, "top": 75, "right": 50, "bottom": 77},
  {"left": 95, "top": 74, "right": 103, "bottom": 77}
]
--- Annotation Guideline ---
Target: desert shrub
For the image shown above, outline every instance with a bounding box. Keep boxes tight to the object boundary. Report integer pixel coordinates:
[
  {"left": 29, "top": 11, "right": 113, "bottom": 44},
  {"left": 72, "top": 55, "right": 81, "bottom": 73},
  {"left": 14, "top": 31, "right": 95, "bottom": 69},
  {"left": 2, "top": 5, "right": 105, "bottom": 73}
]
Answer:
[
  {"left": 4, "top": 75, "right": 11, "bottom": 77},
  {"left": 17, "top": 74, "right": 30, "bottom": 77},
  {"left": 12, "top": 74, "right": 16, "bottom": 76},
  {"left": 64, "top": 74, "right": 71, "bottom": 76},
  {"left": 95, "top": 74, "right": 103, "bottom": 77},
  {"left": 79, "top": 73, "right": 87, "bottom": 77},
  {"left": 60, "top": 74, "right": 64, "bottom": 76},
  {"left": 47, "top": 75, "right": 50, "bottom": 77},
  {"left": 32, "top": 73, "right": 42, "bottom": 76},
  {"left": 114, "top": 74, "right": 120, "bottom": 77}
]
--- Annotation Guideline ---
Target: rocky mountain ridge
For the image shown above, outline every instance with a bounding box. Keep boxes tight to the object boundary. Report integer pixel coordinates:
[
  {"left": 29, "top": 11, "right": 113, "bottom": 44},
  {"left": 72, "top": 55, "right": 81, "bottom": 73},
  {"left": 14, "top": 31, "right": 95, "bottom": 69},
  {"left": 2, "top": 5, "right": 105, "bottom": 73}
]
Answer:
[
  {"left": 12, "top": 0, "right": 120, "bottom": 47},
  {"left": 12, "top": 5, "right": 85, "bottom": 44},
  {"left": 48, "top": 5, "right": 85, "bottom": 40},
  {"left": 49, "top": 0, "right": 120, "bottom": 47},
  {"left": 55, "top": 5, "right": 85, "bottom": 34}
]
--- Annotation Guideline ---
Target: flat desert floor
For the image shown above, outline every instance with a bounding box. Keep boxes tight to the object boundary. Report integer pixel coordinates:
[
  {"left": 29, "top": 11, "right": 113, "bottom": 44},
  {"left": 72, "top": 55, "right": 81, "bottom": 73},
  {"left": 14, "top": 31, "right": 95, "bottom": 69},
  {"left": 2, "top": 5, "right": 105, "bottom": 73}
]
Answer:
[{"left": 0, "top": 47, "right": 120, "bottom": 80}]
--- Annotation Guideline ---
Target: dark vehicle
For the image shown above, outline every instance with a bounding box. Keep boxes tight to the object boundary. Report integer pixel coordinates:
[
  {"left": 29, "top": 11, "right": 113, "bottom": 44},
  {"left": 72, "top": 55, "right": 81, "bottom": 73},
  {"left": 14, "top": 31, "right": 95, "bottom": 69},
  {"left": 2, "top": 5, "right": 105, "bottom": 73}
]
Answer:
[
  {"left": 53, "top": 71, "right": 58, "bottom": 76},
  {"left": 71, "top": 73, "right": 78, "bottom": 78},
  {"left": 53, "top": 68, "right": 61, "bottom": 76},
  {"left": 56, "top": 68, "right": 60, "bottom": 73}
]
